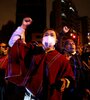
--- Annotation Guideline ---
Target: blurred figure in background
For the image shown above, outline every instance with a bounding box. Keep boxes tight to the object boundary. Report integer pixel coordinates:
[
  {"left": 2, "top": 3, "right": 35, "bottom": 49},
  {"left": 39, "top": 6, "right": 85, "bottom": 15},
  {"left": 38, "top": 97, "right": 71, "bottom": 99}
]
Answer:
[
  {"left": 0, "top": 42, "right": 9, "bottom": 70},
  {"left": 61, "top": 39, "right": 90, "bottom": 100},
  {"left": 81, "top": 45, "right": 90, "bottom": 67},
  {"left": 0, "top": 42, "right": 9, "bottom": 100}
]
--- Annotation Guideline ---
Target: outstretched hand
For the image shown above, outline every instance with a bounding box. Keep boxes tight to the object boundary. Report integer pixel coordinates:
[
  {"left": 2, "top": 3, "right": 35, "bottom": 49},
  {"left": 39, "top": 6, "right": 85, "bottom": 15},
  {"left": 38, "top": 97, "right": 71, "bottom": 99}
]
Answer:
[{"left": 21, "top": 17, "right": 32, "bottom": 29}]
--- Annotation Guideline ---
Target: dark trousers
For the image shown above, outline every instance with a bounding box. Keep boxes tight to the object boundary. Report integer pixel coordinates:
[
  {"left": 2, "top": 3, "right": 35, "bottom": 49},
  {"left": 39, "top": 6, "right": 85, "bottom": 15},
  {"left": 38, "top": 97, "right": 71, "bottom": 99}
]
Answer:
[
  {"left": 63, "top": 88, "right": 90, "bottom": 100},
  {"left": 5, "top": 82, "right": 25, "bottom": 100}
]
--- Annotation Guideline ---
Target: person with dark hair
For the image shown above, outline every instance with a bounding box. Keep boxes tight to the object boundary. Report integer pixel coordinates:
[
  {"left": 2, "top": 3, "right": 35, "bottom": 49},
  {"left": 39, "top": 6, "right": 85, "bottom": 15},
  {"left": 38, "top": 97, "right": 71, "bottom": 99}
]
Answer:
[
  {"left": 0, "top": 42, "right": 9, "bottom": 100},
  {"left": 61, "top": 39, "right": 90, "bottom": 100},
  {"left": 0, "top": 42, "right": 9, "bottom": 74},
  {"left": 8, "top": 17, "right": 75, "bottom": 100}
]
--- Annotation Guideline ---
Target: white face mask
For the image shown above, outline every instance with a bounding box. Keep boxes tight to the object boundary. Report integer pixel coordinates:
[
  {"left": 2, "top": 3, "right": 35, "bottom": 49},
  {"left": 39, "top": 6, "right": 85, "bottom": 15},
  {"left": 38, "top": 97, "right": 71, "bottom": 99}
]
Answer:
[{"left": 42, "top": 36, "right": 56, "bottom": 49}]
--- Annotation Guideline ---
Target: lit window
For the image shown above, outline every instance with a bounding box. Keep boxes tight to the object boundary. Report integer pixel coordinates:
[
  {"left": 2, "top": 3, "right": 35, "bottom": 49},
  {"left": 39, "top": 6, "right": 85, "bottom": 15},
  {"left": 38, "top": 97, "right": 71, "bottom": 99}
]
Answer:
[
  {"left": 88, "top": 42, "right": 90, "bottom": 45},
  {"left": 72, "top": 30, "right": 76, "bottom": 33},
  {"left": 69, "top": 7, "right": 75, "bottom": 12},
  {"left": 72, "top": 35, "right": 76, "bottom": 39},
  {"left": 87, "top": 36, "right": 90, "bottom": 39},
  {"left": 61, "top": 0, "right": 65, "bottom": 3},
  {"left": 70, "top": 33, "right": 73, "bottom": 36},
  {"left": 61, "top": 13, "right": 66, "bottom": 17},
  {"left": 88, "top": 33, "right": 90, "bottom": 35}
]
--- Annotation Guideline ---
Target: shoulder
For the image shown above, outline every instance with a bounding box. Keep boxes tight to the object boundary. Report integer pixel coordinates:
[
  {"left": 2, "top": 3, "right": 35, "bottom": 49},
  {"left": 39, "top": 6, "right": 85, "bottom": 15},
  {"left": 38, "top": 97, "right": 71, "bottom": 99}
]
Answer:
[{"left": 55, "top": 50, "right": 69, "bottom": 62}]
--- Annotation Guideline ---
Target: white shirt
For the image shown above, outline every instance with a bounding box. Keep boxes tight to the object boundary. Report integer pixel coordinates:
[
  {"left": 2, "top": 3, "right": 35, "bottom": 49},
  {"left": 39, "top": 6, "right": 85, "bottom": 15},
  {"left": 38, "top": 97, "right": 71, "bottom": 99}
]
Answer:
[{"left": 8, "top": 26, "right": 25, "bottom": 47}]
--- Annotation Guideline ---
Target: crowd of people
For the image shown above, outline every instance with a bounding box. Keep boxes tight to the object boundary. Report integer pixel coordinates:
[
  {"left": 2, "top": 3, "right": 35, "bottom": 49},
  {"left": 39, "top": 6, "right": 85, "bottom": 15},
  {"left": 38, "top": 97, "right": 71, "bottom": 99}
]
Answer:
[{"left": 0, "top": 17, "right": 90, "bottom": 100}]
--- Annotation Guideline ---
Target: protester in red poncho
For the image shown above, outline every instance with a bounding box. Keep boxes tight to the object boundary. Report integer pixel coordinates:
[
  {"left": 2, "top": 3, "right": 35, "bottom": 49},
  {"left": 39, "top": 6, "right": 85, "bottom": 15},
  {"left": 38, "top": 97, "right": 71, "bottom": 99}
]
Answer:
[{"left": 8, "top": 17, "right": 75, "bottom": 100}]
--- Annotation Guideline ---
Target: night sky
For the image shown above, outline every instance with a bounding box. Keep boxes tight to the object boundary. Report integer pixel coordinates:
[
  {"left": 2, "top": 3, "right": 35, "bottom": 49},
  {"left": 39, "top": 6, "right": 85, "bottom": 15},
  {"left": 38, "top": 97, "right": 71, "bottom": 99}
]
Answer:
[
  {"left": 72, "top": 0, "right": 90, "bottom": 18},
  {"left": 0, "top": 0, "right": 90, "bottom": 29},
  {"left": 0, "top": 0, "right": 16, "bottom": 29}
]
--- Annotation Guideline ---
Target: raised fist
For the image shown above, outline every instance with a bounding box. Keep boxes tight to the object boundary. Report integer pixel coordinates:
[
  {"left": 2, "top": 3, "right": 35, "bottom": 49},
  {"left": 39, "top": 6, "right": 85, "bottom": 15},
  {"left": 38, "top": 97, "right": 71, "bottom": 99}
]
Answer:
[{"left": 21, "top": 17, "right": 32, "bottom": 29}]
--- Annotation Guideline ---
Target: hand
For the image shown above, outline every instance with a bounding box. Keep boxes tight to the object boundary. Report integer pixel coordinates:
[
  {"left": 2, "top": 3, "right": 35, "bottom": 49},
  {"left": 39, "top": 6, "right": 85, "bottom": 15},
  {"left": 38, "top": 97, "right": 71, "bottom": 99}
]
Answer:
[
  {"left": 21, "top": 17, "right": 32, "bottom": 29},
  {"left": 54, "top": 80, "right": 63, "bottom": 91},
  {"left": 63, "top": 26, "right": 70, "bottom": 33},
  {"left": 51, "top": 79, "right": 67, "bottom": 93},
  {"left": 85, "top": 89, "right": 90, "bottom": 95},
  {"left": 60, "top": 78, "right": 67, "bottom": 92}
]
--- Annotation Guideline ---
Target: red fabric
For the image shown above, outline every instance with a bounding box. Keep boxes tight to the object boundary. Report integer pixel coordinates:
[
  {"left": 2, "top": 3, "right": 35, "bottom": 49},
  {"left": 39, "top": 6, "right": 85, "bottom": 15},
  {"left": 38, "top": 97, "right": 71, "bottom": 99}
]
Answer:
[
  {"left": 7, "top": 40, "right": 28, "bottom": 85},
  {"left": 8, "top": 39, "right": 75, "bottom": 100},
  {"left": 26, "top": 50, "right": 74, "bottom": 100},
  {"left": 0, "top": 55, "right": 8, "bottom": 76}
]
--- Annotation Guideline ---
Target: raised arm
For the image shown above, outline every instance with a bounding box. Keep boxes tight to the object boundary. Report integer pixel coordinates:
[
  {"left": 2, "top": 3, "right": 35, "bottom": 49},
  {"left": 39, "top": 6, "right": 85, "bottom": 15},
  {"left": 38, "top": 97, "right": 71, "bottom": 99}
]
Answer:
[{"left": 8, "top": 17, "right": 32, "bottom": 47}]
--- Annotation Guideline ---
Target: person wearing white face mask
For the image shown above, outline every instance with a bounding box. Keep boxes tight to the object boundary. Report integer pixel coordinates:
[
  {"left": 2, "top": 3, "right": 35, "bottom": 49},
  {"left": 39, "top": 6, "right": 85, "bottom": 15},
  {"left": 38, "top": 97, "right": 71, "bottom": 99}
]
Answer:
[
  {"left": 8, "top": 17, "right": 75, "bottom": 100},
  {"left": 42, "top": 35, "right": 56, "bottom": 49},
  {"left": 42, "top": 29, "right": 57, "bottom": 54}
]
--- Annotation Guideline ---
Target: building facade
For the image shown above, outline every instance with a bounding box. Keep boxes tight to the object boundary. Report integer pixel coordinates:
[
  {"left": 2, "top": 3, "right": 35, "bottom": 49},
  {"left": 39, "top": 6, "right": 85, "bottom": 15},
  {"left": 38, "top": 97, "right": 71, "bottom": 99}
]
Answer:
[{"left": 16, "top": 0, "right": 81, "bottom": 45}]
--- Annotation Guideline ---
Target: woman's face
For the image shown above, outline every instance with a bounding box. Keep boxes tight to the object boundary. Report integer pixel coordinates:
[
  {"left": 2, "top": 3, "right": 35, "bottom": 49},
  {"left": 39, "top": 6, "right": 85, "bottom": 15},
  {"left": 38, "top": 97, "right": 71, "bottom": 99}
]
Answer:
[{"left": 42, "top": 30, "right": 57, "bottom": 49}]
